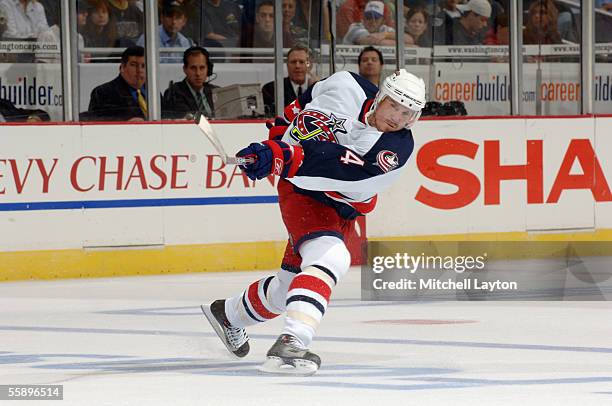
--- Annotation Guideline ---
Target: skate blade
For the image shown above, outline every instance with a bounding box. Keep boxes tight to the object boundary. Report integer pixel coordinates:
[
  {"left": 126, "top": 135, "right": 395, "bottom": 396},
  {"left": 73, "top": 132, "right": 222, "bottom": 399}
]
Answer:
[
  {"left": 259, "top": 356, "right": 318, "bottom": 376},
  {"left": 200, "top": 305, "right": 243, "bottom": 360}
]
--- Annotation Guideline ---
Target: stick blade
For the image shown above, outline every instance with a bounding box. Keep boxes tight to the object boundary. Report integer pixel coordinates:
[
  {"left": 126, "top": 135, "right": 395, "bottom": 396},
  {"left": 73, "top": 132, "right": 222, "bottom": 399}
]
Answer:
[
  {"left": 195, "top": 112, "right": 229, "bottom": 164},
  {"left": 195, "top": 113, "right": 256, "bottom": 166}
]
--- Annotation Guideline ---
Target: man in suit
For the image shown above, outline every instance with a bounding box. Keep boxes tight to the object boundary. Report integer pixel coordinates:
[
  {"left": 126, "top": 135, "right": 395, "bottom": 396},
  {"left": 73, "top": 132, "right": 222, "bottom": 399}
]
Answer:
[
  {"left": 262, "top": 45, "right": 315, "bottom": 117},
  {"left": 0, "top": 98, "right": 50, "bottom": 122},
  {"left": 161, "top": 46, "right": 217, "bottom": 119},
  {"left": 86, "top": 46, "right": 147, "bottom": 121}
]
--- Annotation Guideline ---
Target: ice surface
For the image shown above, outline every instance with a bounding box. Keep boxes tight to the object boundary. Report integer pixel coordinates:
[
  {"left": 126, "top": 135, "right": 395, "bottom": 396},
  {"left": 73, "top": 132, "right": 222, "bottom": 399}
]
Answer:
[{"left": 0, "top": 268, "right": 611, "bottom": 405}]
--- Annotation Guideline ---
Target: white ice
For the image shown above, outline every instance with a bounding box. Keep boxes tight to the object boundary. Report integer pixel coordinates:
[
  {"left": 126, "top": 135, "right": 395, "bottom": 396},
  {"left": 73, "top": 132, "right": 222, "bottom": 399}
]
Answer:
[{"left": 0, "top": 268, "right": 611, "bottom": 406}]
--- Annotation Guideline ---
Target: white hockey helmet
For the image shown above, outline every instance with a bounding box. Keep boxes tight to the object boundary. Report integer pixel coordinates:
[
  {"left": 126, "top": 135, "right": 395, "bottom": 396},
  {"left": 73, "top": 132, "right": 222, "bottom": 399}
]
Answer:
[{"left": 375, "top": 69, "right": 426, "bottom": 129}]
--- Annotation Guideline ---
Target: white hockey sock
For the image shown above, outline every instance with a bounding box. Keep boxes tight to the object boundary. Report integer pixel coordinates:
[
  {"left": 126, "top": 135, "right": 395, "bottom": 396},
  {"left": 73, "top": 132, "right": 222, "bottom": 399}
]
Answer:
[
  {"left": 282, "top": 236, "right": 350, "bottom": 348},
  {"left": 283, "top": 265, "right": 335, "bottom": 347},
  {"left": 225, "top": 270, "right": 296, "bottom": 328}
]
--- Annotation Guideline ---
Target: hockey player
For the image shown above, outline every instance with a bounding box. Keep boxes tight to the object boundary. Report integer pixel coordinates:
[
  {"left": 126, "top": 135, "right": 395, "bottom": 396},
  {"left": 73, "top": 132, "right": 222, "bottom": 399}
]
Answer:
[{"left": 202, "top": 68, "right": 426, "bottom": 375}]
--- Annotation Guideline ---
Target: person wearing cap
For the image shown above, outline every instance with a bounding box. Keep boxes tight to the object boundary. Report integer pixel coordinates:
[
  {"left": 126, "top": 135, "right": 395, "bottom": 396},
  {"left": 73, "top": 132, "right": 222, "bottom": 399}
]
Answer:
[
  {"left": 136, "top": 0, "right": 193, "bottom": 63},
  {"left": 336, "top": 0, "right": 395, "bottom": 39},
  {"left": 438, "top": 0, "right": 492, "bottom": 45},
  {"left": 343, "top": 1, "right": 395, "bottom": 45}
]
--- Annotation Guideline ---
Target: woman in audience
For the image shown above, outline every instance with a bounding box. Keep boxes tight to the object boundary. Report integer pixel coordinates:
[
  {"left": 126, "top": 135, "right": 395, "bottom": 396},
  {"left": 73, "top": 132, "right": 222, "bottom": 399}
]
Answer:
[
  {"left": 82, "top": 0, "right": 119, "bottom": 51},
  {"left": 405, "top": 6, "right": 431, "bottom": 47},
  {"left": 523, "top": 0, "right": 562, "bottom": 45}
]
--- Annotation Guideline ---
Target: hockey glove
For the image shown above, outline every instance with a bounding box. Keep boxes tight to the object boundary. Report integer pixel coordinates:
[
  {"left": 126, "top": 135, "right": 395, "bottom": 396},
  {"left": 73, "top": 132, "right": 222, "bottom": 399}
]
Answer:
[
  {"left": 265, "top": 116, "right": 290, "bottom": 140},
  {"left": 236, "top": 140, "right": 303, "bottom": 181}
]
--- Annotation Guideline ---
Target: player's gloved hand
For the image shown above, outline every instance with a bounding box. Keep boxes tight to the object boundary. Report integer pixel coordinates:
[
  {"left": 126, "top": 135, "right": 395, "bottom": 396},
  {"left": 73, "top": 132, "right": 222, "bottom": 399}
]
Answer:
[
  {"left": 236, "top": 140, "right": 303, "bottom": 181},
  {"left": 265, "top": 116, "right": 290, "bottom": 141}
]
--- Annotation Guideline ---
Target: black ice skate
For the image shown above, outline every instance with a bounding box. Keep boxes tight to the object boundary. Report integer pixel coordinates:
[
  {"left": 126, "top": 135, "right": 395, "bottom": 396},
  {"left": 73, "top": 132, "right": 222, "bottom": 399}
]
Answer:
[
  {"left": 260, "top": 334, "right": 321, "bottom": 376},
  {"left": 201, "top": 300, "right": 249, "bottom": 359}
]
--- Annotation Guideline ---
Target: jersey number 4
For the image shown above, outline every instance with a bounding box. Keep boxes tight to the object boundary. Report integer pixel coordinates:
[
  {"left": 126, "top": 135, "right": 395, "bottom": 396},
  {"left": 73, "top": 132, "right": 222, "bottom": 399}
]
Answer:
[{"left": 340, "top": 150, "right": 365, "bottom": 166}]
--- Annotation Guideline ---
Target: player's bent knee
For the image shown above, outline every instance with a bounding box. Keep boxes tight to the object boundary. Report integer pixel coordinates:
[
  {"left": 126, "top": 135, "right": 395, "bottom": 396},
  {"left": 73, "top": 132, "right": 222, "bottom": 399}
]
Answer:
[{"left": 299, "top": 236, "right": 351, "bottom": 281}]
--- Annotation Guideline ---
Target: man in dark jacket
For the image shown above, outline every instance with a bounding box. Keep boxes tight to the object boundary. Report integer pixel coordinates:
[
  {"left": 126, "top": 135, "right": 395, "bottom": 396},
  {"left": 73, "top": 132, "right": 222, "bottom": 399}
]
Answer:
[
  {"left": 262, "top": 45, "right": 315, "bottom": 117},
  {"left": 86, "top": 46, "right": 147, "bottom": 121},
  {"left": 162, "top": 46, "right": 217, "bottom": 119},
  {"left": 0, "top": 98, "right": 50, "bottom": 122}
]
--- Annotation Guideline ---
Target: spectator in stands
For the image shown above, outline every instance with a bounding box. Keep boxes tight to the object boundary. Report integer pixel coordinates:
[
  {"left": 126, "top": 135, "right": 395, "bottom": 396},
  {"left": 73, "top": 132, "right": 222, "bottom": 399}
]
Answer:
[
  {"left": 87, "top": 46, "right": 147, "bottom": 121},
  {"left": 162, "top": 0, "right": 203, "bottom": 43},
  {"left": 137, "top": 0, "right": 193, "bottom": 63},
  {"left": 37, "top": 0, "right": 57, "bottom": 31},
  {"left": 107, "top": 0, "right": 143, "bottom": 45},
  {"left": 247, "top": 0, "right": 308, "bottom": 48},
  {"left": 442, "top": 0, "right": 461, "bottom": 19},
  {"left": 405, "top": 6, "right": 432, "bottom": 47},
  {"left": 202, "top": 0, "right": 242, "bottom": 47},
  {"left": 77, "top": 0, "right": 89, "bottom": 33},
  {"left": 343, "top": 1, "right": 395, "bottom": 45},
  {"left": 0, "top": 97, "right": 50, "bottom": 122},
  {"left": 82, "top": 0, "right": 119, "bottom": 48},
  {"left": 0, "top": 0, "right": 48, "bottom": 39},
  {"left": 36, "top": 3, "right": 87, "bottom": 63},
  {"left": 336, "top": 0, "right": 394, "bottom": 39},
  {"left": 539, "top": 1, "right": 574, "bottom": 43},
  {"left": 357, "top": 45, "right": 383, "bottom": 86},
  {"left": 250, "top": 0, "right": 274, "bottom": 47},
  {"left": 484, "top": 12, "right": 508, "bottom": 45},
  {"left": 436, "top": 0, "right": 491, "bottom": 45},
  {"left": 432, "top": 0, "right": 460, "bottom": 45},
  {"left": 162, "top": 46, "right": 217, "bottom": 119},
  {"left": 521, "top": 0, "right": 576, "bottom": 43},
  {"left": 523, "top": 0, "right": 562, "bottom": 45},
  {"left": 282, "top": 0, "right": 308, "bottom": 47},
  {"left": 74, "top": 0, "right": 92, "bottom": 61},
  {"left": 262, "top": 45, "right": 316, "bottom": 116}
]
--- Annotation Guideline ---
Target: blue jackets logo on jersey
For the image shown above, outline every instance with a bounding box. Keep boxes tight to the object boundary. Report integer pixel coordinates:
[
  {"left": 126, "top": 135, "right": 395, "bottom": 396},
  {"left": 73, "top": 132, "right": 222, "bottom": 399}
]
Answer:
[
  {"left": 376, "top": 150, "right": 399, "bottom": 172},
  {"left": 290, "top": 110, "right": 347, "bottom": 143}
]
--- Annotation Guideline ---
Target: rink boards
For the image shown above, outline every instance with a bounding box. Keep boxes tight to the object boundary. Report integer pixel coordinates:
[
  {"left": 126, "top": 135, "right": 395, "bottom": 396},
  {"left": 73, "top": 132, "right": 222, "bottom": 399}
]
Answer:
[{"left": 1, "top": 116, "right": 612, "bottom": 280}]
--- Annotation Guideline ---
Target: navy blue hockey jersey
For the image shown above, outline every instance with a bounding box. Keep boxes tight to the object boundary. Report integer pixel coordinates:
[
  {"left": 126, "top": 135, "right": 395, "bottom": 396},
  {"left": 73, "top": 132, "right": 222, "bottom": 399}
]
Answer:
[{"left": 280, "top": 71, "right": 415, "bottom": 219}]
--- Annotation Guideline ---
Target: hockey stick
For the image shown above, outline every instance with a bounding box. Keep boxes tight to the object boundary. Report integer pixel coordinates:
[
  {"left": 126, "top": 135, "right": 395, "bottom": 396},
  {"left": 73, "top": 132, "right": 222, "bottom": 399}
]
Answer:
[{"left": 194, "top": 113, "right": 255, "bottom": 165}]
